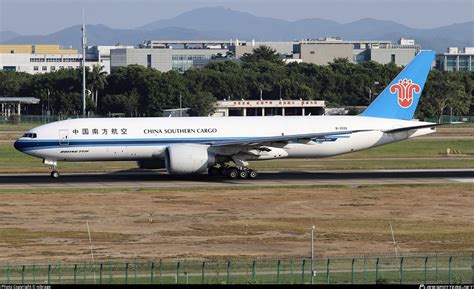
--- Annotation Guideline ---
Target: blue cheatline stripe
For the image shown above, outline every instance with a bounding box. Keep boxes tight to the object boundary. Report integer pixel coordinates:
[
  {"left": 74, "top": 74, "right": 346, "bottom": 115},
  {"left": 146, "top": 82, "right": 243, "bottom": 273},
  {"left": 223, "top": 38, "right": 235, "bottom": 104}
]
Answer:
[
  {"left": 14, "top": 137, "right": 255, "bottom": 152},
  {"left": 15, "top": 135, "right": 352, "bottom": 152},
  {"left": 19, "top": 136, "right": 244, "bottom": 142},
  {"left": 15, "top": 139, "right": 214, "bottom": 152}
]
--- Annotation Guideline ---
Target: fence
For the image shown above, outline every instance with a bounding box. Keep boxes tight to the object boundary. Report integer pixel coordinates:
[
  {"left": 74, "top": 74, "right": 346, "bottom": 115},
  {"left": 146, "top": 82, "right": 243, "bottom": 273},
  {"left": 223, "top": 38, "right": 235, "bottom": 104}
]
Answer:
[
  {"left": 425, "top": 115, "right": 474, "bottom": 123},
  {"left": 0, "top": 115, "right": 91, "bottom": 125},
  {"left": 0, "top": 252, "right": 472, "bottom": 284}
]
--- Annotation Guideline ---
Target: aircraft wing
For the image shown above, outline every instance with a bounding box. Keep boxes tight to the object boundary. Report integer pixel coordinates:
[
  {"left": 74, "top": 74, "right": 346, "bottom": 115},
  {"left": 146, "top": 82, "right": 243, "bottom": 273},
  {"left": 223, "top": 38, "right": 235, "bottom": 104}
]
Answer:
[
  {"left": 206, "top": 130, "right": 370, "bottom": 147},
  {"left": 206, "top": 123, "right": 437, "bottom": 147}
]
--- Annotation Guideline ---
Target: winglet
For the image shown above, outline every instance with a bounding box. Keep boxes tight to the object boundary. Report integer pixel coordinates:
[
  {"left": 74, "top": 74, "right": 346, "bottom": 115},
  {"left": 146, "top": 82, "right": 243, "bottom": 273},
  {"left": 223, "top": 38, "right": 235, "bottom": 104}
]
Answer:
[{"left": 360, "top": 50, "right": 435, "bottom": 120}]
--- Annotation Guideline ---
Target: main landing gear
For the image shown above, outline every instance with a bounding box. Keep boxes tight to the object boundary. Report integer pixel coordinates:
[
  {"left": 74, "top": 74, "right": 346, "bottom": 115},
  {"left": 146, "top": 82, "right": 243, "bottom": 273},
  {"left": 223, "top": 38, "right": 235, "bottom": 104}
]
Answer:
[{"left": 208, "top": 166, "right": 258, "bottom": 179}]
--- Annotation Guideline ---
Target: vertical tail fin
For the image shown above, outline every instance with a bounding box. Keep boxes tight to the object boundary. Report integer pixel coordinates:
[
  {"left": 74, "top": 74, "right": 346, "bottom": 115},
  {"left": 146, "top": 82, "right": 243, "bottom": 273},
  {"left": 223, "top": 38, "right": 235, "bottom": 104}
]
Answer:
[{"left": 360, "top": 50, "right": 435, "bottom": 120}]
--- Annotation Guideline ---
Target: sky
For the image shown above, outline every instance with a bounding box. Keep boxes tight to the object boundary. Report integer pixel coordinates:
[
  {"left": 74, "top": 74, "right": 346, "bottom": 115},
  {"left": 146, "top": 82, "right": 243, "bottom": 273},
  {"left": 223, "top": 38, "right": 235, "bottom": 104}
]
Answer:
[{"left": 1, "top": 0, "right": 473, "bottom": 35}]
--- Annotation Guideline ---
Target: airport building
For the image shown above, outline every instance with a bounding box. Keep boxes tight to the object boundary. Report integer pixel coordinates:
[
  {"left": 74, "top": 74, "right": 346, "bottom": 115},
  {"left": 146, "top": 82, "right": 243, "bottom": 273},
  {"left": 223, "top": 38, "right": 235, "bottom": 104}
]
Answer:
[
  {"left": 231, "top": 37, "right": 420, "bottom": 66},
  {"left": 111, "top": 40, "right": 229, "bottom": 72},
  {"left": 2, "top": 38, "right": 421, "bottom": 74},
  {"left": 294, "top": 37, "right": 419, "bottom": 66},
  {"left": 213, "top": 99, "right": 326, "bottom": 117},
  {"left": 0, "top": 97, "right": 40, "bottom": 117},
  {"left": 110, "top": 38, "right": 420, "bottom": 72},
  {"left": 435, "top": 47, "right": 474, "bottom": 72},
  {"left": 85, "top": 45, "right": 133, "bottom": 73},
  {"left": 0, "top": 44, "right": 130, "bottom": 74},
  {"left": 294, "top": 39, "right": 353, "bottom": 65},
  {"left": 0, "top": 44, "right": 87, "bottom": 74},
  {"left": 229, "top": 39, "right": 294, "bottom": 58}
]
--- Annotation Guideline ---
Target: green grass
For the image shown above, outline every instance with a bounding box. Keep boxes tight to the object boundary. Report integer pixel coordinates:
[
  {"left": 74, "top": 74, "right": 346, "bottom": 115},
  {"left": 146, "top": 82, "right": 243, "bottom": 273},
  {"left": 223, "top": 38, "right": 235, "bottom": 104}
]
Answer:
[
  {"left": 0, "top": 228, "right": 130, "bottom": 245},
  {"left": 332, "top": 139, "right": 474, "bottom": 158},
  {"left": 0, "top": 123, "right": 43, "bottom": 131},
  {"left": 252, "top": 158, "right": 474, "bottom": 170},
  {"left": 0, "top": 138, "right": 473, "bottom": 173}
]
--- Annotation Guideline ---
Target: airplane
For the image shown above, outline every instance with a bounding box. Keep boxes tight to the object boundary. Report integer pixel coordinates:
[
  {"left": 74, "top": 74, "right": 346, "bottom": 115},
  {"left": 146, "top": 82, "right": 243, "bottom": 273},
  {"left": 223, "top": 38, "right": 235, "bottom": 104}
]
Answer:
[{"left": 14, "top": 50, "right": 437, "bottom": 179}]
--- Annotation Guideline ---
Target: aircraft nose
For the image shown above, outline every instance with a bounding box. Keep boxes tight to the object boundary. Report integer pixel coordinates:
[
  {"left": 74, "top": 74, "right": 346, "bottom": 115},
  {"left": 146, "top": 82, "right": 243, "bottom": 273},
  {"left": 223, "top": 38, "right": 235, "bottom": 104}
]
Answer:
[{"left": 13, "top": 139, "right": 22, "bottom": 151}]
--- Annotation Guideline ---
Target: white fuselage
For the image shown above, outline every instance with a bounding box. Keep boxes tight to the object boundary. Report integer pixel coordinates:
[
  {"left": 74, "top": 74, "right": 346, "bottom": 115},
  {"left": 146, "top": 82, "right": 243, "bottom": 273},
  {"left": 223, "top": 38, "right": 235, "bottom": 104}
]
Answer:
[{"left": 15, "top": 115, "right": 436, "bottom": 162}]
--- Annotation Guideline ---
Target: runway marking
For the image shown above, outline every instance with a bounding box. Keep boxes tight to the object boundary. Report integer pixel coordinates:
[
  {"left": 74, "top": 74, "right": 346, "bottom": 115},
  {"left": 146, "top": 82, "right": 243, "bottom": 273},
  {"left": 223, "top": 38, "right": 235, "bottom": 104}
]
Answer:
[{"left": 447, "top": 178, "right": 474, "bottom": 183}]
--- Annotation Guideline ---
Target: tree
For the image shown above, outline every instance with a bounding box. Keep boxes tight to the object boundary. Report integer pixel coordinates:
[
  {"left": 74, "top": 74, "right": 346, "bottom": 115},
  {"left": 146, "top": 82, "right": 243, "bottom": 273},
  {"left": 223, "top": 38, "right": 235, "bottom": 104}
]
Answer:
[
  {"left": 426, "top": 72, "right": 471, "bottom": 122},
  {"left": 240, "top": 45, "right": 281, "bottom": 63},
  {"left": 0, "top": 71, "right": 31, "bottom": 97},
  {"left": 186, "top": 91, "right": 216, "bottom": 116},
  {"left": 1, "top": 57, "right": 473, "bottom": 120},
  {"left": 87, "top": 65, "right": 108, "bottom": 111},
  {"left": 100, "top": 92, "right": 139, "bottom": 116}
]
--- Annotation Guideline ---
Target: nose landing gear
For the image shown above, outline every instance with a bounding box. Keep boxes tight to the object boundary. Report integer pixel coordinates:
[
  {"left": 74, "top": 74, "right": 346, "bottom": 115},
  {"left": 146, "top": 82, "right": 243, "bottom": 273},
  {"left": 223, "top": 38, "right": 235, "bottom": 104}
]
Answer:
[{"left": 43, "top": 159, "right": 60, "bottom": 179}]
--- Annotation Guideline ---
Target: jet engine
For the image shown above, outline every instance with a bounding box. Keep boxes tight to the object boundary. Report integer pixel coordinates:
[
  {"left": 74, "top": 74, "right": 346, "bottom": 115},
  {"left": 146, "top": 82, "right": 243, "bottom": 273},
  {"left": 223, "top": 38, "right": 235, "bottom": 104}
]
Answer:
[{"left": 165, "top": 144, "right": 216, "bottom": 174}]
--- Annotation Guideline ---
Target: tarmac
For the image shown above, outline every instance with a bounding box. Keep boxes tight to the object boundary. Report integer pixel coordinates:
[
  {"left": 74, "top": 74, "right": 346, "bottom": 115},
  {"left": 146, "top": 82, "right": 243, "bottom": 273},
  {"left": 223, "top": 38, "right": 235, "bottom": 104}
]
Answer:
[{"left": 0, "top": 168, "right": 473, "bottom": 189}]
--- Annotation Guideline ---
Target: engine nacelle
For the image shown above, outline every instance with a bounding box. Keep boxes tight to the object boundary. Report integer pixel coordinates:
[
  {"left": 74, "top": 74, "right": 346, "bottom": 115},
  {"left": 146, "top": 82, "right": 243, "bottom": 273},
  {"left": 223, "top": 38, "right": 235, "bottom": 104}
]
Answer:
[
  {"left": 165, "top": 144, "right": 216, "bottom": 174},
  {"left": 137, "top": 159, "right": 166, "bottom": 169}
]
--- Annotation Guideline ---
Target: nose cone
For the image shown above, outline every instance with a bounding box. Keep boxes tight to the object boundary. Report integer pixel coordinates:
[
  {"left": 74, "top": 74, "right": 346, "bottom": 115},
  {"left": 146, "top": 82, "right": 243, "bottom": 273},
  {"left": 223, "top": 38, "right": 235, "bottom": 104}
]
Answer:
[{"left": 13, "top": 139, "right": 21, "bottom": 151}]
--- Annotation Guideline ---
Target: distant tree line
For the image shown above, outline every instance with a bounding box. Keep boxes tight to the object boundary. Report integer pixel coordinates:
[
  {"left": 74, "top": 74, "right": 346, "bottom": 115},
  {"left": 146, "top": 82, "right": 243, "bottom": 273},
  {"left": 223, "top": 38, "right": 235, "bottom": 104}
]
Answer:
[{"left": 0, "top": 45, "right": 473, "bottom": 119}]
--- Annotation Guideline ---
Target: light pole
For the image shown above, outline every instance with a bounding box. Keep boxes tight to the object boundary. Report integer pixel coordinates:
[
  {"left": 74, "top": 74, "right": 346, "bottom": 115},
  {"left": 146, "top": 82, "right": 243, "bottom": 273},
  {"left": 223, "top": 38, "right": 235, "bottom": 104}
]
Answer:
[
  {"left": 47, "top": 89, "right": 50, "bottom": 116},
  {"left": 311, "top": 225, "right": 315, "bottom": 284},
  {"left": 81, "top": 9, "right": 87, "bottom": 117}
]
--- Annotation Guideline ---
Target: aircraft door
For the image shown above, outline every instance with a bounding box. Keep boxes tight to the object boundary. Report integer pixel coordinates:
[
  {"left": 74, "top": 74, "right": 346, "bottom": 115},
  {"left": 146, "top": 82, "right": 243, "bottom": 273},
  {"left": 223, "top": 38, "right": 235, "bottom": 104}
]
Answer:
[{"left": 59, "top": 129, "right": 69, "bottom": 146}]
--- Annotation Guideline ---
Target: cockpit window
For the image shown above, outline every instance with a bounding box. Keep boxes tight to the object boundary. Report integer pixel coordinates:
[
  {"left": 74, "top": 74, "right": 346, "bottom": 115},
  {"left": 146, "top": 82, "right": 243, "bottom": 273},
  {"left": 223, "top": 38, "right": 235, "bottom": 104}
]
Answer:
[{"left": 22, "top": 133, "right": 37, "bottom": 138}]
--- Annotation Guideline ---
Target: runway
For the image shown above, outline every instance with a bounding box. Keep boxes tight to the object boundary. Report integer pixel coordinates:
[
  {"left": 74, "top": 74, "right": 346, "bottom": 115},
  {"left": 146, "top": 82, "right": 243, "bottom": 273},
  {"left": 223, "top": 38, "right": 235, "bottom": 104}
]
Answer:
[{"left": 0, "top": 168, "right": 473, "bottom": 189}]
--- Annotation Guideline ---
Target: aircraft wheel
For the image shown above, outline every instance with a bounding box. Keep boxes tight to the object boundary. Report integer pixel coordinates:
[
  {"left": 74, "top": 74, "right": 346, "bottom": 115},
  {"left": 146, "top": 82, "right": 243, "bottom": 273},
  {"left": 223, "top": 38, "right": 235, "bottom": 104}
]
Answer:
[
  {"left": 228, "top": 168, "right": 239, "bottom": 179},
  {"left": 248, "top": 169, "right": 258, "bottom": 179},
  {"left": 208, "top": 167, "right": 219, "bottom": 176},
  {"left": 220, "top": 167, "right": 229, "bottom": 176},
  {"left": 50, "top": 170, "right": 60, "bottom": 179},
  {"left": 238, "top": 169, "right": 248, "bottom": 179}
]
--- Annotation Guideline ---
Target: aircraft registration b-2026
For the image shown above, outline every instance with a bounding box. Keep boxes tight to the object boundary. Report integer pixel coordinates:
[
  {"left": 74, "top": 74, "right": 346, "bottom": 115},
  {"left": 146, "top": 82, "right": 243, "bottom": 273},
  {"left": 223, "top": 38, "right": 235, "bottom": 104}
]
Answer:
[{"left": 15, "top": 50, "right": 438, "bottom": 179}]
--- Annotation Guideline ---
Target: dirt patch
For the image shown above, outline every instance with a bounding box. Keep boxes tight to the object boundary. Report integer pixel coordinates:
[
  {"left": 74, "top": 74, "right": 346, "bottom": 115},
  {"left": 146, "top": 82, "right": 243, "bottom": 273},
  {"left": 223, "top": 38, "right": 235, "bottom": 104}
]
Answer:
[{"left": 0, "top": 184, "right": 472, "bottom": 262}]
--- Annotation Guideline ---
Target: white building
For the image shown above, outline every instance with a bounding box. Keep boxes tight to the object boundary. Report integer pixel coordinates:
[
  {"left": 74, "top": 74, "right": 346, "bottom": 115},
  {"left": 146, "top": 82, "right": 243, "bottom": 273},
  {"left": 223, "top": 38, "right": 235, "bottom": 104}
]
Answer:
[
  {"left": 0, "top": 44, "right": 131, "bottom": 74},
  {"left": 0, "top": 53, "right": 99, "bottom": 74},
  {"left": 436, "top": 47, "right": 474, "bottom": 72},
  {"left": 111, "top": 46, "right": 228, "bottom": 73},
  {"left": 0, "top": 44, "right": 101, "bottom": 74},
  {"left": 86, "top": 45, "right": 133, "bottom": 73},
  {"left": 213, "top": 99, "right": 326, "bottom": 117}
]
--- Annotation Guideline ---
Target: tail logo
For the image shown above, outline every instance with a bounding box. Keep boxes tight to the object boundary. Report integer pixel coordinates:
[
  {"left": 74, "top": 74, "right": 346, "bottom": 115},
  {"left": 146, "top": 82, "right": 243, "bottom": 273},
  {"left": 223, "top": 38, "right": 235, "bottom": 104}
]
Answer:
[{"left": 390, "top": 78, "right": 421, "bottom": 108}]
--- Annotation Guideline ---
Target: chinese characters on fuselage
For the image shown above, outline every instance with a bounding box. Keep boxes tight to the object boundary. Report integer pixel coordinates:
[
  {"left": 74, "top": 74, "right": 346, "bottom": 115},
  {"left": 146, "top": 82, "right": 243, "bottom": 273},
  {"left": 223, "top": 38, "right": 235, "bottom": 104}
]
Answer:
[{"left": 72, "top": 128, "right": 128, "bottom": 136}]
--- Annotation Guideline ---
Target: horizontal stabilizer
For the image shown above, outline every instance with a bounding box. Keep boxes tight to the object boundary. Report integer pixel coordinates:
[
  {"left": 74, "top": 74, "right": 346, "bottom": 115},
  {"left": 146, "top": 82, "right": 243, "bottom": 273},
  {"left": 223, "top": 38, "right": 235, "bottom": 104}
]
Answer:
[{"left": 382, "top": 124, "right": 436, "bottom": 133}]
